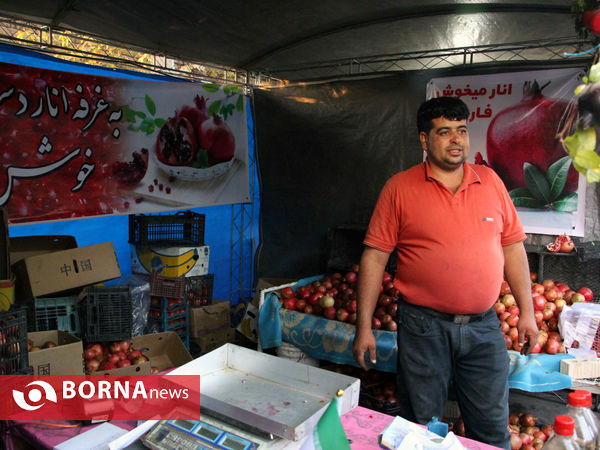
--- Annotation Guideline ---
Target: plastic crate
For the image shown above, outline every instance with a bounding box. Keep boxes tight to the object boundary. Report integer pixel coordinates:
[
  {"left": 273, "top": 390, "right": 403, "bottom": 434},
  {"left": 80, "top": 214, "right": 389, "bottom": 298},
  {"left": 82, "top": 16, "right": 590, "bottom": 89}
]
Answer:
[
  {"left": 150, "top": 272, "right": 185, "bottom": 298},
  {"left": 147, "top": 297, "right": 190, "bottom": 349},
  {"left": 32, "top": 296, "right": 79, "bottom": 334},
  {"left": 0, "top": 306, "right": 29, "bottom": 374},
  {"left": 536, "top": 253, "right": 600, "bottom": 295},
  {"left": 79, "top": 286, "right": 132, "bottom": 342},
  {"left": 185, "top": 274, "right": 214, "bottom": 307},
  {"left": 129, "top": 210, "right": 205, "bottom": 246}
]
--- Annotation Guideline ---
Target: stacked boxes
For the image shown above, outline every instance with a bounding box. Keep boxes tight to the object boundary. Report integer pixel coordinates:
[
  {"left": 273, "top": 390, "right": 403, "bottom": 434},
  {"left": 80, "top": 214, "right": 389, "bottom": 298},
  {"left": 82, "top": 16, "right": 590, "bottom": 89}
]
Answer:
[{"left": 190, "top": 299, "right": 234, "bottom": 354}]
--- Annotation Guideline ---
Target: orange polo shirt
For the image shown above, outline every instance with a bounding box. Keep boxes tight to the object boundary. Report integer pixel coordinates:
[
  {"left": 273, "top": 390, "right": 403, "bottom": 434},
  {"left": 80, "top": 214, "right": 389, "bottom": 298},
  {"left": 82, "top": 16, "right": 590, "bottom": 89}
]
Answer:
[{"left": 364, "top": 160, "right": 526, "bottom": 314}]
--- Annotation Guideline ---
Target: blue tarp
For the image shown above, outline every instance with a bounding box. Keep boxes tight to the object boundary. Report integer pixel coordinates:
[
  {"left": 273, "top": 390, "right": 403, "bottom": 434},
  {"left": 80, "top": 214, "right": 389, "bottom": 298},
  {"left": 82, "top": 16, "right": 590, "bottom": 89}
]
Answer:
[{"left": 0, "top": 43, "right": 259, "bottom": 304}]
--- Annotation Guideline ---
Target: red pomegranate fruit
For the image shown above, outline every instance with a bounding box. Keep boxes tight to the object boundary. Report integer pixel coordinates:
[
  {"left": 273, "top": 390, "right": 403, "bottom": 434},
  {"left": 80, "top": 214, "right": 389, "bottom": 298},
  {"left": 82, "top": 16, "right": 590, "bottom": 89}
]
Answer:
[
  {"left": 156, "top": 115, "right": 197, "bottom": 165},
  {"left": 486, "top": 80, "right": 578, "bottom": 192},
  {"left": 176, "top": 95, "right": 209, "bottom": 141},
  {"left": 111, "top": 148, "right": 148, "bottom": 185},
  {"left": 200, "top": 114, "right": 236, "bottom": 165}
]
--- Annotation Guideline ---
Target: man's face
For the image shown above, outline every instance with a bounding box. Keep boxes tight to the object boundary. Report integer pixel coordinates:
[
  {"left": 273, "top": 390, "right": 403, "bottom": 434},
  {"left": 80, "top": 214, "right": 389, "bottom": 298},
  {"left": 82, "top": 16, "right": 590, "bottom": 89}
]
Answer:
[{"left": 419, "top": 117, "right": 469, "bottom": 172}]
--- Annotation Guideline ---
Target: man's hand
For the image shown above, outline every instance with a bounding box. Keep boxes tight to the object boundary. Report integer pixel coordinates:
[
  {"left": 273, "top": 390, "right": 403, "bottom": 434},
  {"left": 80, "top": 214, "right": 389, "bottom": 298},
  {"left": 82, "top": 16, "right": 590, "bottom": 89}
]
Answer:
[
  {"left": 352, "top": 327, "right": 377, "bottom": 370},
  {"left": 517, "top": 311, "right": 538, "bottom": 355}
]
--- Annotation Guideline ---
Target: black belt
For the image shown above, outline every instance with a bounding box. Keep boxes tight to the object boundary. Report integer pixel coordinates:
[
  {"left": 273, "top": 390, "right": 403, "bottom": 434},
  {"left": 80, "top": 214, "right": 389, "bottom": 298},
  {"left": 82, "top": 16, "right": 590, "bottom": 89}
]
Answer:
[{"left": 401, "top": 299, "right": 490, "bottom": 324}]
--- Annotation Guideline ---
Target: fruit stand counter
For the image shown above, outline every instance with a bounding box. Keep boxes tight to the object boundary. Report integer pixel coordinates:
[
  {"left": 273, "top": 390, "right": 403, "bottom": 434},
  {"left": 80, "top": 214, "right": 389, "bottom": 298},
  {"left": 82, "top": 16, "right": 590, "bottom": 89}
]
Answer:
[{"left": 259, "top": 275, "right": 574, "bottom": 393}]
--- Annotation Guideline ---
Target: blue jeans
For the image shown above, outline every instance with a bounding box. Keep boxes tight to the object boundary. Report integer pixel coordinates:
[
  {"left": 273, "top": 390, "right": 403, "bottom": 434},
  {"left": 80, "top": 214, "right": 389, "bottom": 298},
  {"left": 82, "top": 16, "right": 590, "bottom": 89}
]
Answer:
[{"left": 395, "top": 300, "right": 510, "bottom": 450}]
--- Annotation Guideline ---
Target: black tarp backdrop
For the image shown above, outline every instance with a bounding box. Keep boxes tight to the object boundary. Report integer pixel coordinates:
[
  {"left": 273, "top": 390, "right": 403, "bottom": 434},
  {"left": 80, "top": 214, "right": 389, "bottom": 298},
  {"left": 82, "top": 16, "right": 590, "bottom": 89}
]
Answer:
[
  {"left": 253, "top": 61, "right": 599, "bottom": 281},
  {"left": 254, "top": 73, "right": 427, "bottom": 278}
]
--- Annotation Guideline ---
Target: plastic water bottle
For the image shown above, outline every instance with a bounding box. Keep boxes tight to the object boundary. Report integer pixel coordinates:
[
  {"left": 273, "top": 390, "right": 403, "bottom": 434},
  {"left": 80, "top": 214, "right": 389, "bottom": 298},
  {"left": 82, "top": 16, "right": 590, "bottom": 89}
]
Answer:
[
  {"left": 543, "top": 415, "right": 580, "bottom": 449},
  {"left": 566, "top": 389, "right": 600, "bottom": 450},
  {"left": 426, "top": 416, "right": 448, "bottom": 437}
]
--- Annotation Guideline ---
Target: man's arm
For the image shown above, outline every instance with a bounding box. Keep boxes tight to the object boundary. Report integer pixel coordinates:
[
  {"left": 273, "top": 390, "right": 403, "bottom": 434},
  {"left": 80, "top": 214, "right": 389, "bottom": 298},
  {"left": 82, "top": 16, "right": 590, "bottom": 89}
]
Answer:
[
  {"left": 352, "top": 246, "right": 390, "bottom": 370},
  {"left": 503, "top": 241, "right": 538, "bottom": 353}
]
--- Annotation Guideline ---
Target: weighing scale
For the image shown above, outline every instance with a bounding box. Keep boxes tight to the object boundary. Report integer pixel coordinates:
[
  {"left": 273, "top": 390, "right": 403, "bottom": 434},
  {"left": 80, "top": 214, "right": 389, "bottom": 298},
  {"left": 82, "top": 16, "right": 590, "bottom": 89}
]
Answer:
[
  {"left": 140, "top": 344, "right": 361, "bottom": 450},
  {"left": 142, "top": 409, "right": 307, "bottom": 449}
]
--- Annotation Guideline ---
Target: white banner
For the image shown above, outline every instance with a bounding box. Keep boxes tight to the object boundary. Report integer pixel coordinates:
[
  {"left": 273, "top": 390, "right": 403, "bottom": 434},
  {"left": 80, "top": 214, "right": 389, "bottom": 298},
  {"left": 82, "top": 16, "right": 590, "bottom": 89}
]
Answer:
[{"left": 428, "top": 67, "right": 586, "bottom": 236}]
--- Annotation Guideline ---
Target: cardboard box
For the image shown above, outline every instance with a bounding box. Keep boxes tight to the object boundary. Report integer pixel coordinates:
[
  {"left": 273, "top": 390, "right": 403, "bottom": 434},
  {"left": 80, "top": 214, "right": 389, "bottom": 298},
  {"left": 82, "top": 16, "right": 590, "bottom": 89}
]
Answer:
[
  {"left": 9, "top": 235, "right": 78, "bottom": 266},
  {"left": 28, "top": 330, "right": 84, "bottom": 375},
  {"left": 251, "top": 277, "right": 298, "bottom": 307},
  {"left": 13, "top": 241, "right": 121, "bottom": 300},
  {"left": 192, "top": 328, "right": 236, "bottom": 354},
  {"left": 237, "top": 277, "right": 297, "bottom": 343},
  {"left": 93, "top": 331, "right": 193, "bottom": 375},
  {"left": 236, "top": 303, "right": 259, "bottom": 343},
  {"left": 130, "top": 244, "right": 209, "bottom": 278},
  {"left": 189, "top": 299, "right": 230, "bottom": 337}
]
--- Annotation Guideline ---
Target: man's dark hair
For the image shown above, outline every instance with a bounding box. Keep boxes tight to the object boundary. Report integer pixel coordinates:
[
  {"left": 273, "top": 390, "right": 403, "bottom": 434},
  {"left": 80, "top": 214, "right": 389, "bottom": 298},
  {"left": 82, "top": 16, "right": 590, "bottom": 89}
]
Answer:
[{"left": 417, "top": 97, "right": 469, "bottom": 134}]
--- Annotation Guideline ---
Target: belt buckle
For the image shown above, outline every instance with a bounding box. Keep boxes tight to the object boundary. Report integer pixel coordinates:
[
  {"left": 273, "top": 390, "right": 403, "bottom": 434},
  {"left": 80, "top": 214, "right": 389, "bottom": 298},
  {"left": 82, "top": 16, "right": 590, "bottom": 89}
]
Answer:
[{"left": 453, "top": 314, "right": 470, "bottom": 324}]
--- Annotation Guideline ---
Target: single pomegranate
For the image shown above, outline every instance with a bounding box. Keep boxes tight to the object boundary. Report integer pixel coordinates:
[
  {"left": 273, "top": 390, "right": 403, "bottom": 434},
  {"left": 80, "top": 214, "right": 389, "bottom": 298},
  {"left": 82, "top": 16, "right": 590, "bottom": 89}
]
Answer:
[
  {"left": 111, "top": 148, "right": 148, "bottom": 185},
  {"left": 486, "top": 81, "right": 578, "bottom": 192},
  {"left": 200, "top": 114, "right": 235, "bottom": 165},
  {"left": 176, "top": 95, "right": 209, "bottom": 137},
  {"left": 156, "top": 115, "right": 197, "bottom": 165}
]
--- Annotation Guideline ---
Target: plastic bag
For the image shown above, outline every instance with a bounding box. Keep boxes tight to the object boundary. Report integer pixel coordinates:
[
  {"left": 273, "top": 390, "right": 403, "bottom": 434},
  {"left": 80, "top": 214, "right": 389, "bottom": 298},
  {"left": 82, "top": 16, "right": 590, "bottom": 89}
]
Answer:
[
  {"left": 124, "top": 274, "right": 151, "bottom": 337},
  {"left": 379, "top": 416, "right": 464, "bottom": 450},
  {"left": 559, "top": 303, "right": 600, "bottom": 352}
]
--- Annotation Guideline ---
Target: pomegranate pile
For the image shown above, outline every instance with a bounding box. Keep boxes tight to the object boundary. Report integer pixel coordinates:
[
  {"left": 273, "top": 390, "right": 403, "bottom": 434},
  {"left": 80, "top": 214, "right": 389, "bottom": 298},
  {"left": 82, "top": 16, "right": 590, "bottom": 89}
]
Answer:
[
  {"left": 83, "top": 340, "right": 152, "bottom": 373},
  {"left": 495, "top": 274, "right": 594, "bottom": 354},
  {"left": 508, "top": 412, "right": 553, "bottom": 450},
  {"left": 278, "top": 266, "right": 596, "bottom": 356},
  {"left": 276, "top": 264, "right": 400, "bottom": 332}
]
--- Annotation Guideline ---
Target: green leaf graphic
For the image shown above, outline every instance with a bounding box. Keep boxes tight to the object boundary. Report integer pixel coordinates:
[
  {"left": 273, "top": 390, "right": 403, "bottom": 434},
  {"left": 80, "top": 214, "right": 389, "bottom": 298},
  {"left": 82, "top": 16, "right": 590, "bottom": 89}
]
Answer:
[
  {"left": 236, "top": 95, "right": 244, "bottom": 111},
  {"left": 509, "top": 187, "right": 545, "bottom": 208},
  {"left": 523, "top": 162, "right": 551, "bottom": 203},
  {"left": 546, "top": 156, "right": 572, "bottom": 200},
  {"left": 209, "top": 100, "right": 222, "bottom": 116},
  {"left": 192, "top": 149, "right": 209, "bottom": 168},
  {"left": 225, "top": 85, "right": 242, "bottom": 95},
  {"left": 220, "top": 103, "right": 234, "bottom": 119},
  {"left": 145, "top": 94, "right": 156, "bottom": 116},
  {"left": 122, "top": 105, "right": 136, "bottom": 123},
  {"left": 135, "top": 111, "right": 147, "bottom": 119},
  {"left": 202, "top": 83, "right": 220, "bottom": 93},
  {"left": 154, "top": 118, "right": 166, "bottom": 128},
  {"left": 550, "top": 192, "right": 578, "bottom": 212}
]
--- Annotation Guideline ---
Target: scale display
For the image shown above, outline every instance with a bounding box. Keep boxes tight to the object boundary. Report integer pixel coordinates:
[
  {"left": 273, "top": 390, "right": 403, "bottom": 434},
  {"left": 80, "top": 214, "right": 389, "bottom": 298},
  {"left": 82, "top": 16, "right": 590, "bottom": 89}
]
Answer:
[{"left": 143, "top": 419, "right": 262, "bottom": 450}]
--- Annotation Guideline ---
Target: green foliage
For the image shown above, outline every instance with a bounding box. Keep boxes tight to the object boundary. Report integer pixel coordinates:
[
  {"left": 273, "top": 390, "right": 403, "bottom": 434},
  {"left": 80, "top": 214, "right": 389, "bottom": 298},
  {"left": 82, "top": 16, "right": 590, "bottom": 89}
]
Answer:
[{"left": 559, "top": 57, "right": 600, "bottom": 183}]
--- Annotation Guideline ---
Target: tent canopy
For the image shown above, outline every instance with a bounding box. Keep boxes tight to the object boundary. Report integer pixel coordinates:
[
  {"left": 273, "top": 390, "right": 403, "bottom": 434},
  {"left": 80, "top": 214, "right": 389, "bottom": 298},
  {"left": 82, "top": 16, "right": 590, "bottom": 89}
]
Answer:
[{"left": 0, "top": 1, "right": 587, "bottom": 82}]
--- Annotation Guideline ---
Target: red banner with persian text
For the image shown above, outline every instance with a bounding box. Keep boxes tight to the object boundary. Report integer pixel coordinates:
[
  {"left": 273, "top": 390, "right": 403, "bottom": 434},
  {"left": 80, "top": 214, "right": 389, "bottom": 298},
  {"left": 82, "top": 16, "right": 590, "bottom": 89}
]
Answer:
[{"left": 0, "top": 62, "right": 249, "bottom": 224}]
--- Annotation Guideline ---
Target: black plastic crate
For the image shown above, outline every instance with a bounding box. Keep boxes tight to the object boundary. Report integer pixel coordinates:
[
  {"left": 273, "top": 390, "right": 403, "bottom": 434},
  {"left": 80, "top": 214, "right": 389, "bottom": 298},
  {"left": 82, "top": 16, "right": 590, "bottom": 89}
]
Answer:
[
  {"left": 185, "top": 274, "right": 214, "bottom": 307},
  {"left": 326, "top": 224, "right": 396, "bottom": 276},
  {"left": 536, "top": 253, "right": 600, "bottom": 295},
  {"left": 0, "top": 306, "right": 29, "bottom": 374},
  {"left": 150, "top": 272, "right": 185, "bottom": 298},
  {"left": 32, "top": 296, "right": 79, "bottom": 335},
  {"left": 79, "top": 286, "right": 132, "bottom": 342},
  {"left": 129, "top": 210, "right": 205, "bottom": 246}
]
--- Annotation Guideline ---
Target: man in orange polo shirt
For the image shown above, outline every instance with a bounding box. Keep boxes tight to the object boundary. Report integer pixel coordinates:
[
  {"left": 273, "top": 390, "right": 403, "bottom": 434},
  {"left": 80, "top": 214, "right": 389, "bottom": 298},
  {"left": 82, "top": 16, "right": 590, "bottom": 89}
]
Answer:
[{"left": 352, "top": 96, "right": 537, "bottom": 449}]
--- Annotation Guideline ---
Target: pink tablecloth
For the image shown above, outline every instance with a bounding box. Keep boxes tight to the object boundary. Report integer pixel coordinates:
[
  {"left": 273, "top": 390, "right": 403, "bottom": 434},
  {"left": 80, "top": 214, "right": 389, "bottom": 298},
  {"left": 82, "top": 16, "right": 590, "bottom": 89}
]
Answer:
[
  {"left": 342, "top": 406, "right": 502, "bottom": 450},
  {"left": 4, "top": 407, "right": 501, "bottom": 449}
]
